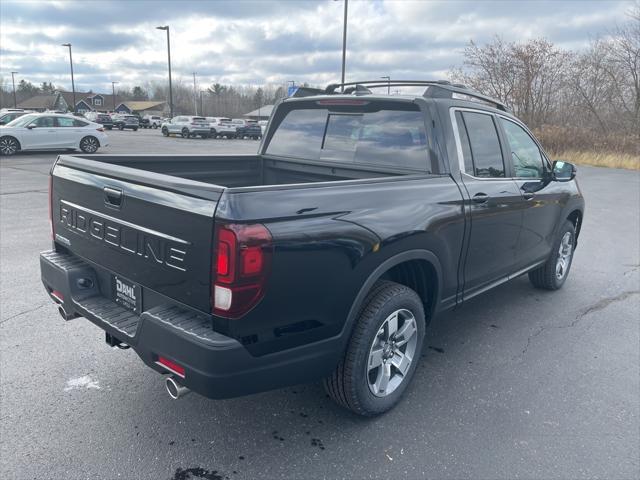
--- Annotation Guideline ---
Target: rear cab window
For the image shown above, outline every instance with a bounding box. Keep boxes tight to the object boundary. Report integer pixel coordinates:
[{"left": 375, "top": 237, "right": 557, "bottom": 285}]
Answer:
[{"left": 265, "top": 100, "right": 434, "bottom": 173}]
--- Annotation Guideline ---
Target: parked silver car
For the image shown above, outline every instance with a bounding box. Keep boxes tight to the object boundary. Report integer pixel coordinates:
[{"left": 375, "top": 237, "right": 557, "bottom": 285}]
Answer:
[{"left": 161, "top": 116, "right": 210, "bottom": 138}]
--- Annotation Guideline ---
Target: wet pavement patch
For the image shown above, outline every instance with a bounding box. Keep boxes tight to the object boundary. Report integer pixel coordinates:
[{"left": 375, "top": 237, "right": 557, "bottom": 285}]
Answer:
[{"left": 170, "top": 467, "right": 223, "bottom": 480}]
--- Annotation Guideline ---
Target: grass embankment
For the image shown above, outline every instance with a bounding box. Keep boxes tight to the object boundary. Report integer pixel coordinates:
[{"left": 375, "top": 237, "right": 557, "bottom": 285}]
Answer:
[{"left": 548, "top": 151, "right": 640, "bottom": 170}]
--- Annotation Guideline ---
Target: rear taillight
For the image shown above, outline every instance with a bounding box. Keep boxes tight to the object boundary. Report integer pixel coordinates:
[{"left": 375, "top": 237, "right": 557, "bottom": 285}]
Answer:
[
  {"left": 212, "top": 223, "right": 272, "bottom": 318},
  {"left": 48, "top": 175, "right": 54, "bottom": 239}
]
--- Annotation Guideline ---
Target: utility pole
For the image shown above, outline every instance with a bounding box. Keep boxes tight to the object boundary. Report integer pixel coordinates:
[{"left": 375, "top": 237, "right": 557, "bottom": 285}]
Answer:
[
  {"left": 193, "top": 72, "right": 197, "bottom": 115},
  {"left": 381, "top": 76, "right": 390, "bottom": 95},
  {"left": 61, "top": 43, "right": 76, "bottom": 112},
  {"left": 111, "top": 81, "right": 118, "bottom": 112},
  {"left": 341, "top": 0, "right": 348, "bottom": 92},
  {"left": 156, "top": 26, "right": 174, "bottom": 118},
  {"left": 10, "top": 71, "right": 18, "bottom": 108}
]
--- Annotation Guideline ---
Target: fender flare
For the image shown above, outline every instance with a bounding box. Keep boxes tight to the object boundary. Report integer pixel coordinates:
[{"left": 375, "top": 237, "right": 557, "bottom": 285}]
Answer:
[{"left": 340, "top": 249, "right": 443, "bottom": 342}]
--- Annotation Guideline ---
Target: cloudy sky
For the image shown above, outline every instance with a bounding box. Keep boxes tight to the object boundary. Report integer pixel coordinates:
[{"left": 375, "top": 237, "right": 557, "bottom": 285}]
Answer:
[{"left": 0, "top": 0, "right": 634, "bottom": 93}]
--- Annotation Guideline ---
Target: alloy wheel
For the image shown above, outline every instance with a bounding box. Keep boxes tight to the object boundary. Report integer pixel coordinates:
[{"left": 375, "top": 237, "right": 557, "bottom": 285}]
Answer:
[
  {"left": 366, "top": 308, "right": 418, "bottom": 397},
  {"left": 0, "top": 137, "right": 18, "bottom": 155},
  {"left": 556, "top": 231, "right": 573, "bottom": 280}
]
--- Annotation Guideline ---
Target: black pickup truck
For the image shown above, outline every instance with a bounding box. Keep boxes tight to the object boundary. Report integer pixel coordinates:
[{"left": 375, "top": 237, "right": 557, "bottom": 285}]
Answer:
[{"left": 40, "top": 80, "right": 584, "bottom": 416}]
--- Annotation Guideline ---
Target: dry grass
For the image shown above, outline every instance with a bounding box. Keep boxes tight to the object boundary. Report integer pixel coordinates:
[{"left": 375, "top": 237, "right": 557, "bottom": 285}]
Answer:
[{"left": 548, "top": 150, "right": 640, "bottom": 170}]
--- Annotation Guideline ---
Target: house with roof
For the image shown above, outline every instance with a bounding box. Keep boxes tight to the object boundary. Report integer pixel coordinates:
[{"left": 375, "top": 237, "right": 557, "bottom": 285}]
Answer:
[
  {"left": 16, "top": 94, "right": 60, "bottom": 112},
  {"left": 242, "top": 104, "right": 274, "bottom": 120},
  {"left": 57, "top": 91, "right": 118, "bottom": 113},
  {"left": 114, "top": 101, "right": 167, "bottom": 116}
]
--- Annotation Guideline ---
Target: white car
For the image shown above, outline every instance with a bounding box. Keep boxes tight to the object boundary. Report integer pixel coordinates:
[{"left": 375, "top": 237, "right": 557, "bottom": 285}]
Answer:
[
  {"left": 161, "top": 116, "right": 210, "bottom": 138},
  {"left": 0, "top": 113, "right": 109, "bottom": 156},
  {"left": 143, "top": 115, "right": 163, "bottom": 129}
]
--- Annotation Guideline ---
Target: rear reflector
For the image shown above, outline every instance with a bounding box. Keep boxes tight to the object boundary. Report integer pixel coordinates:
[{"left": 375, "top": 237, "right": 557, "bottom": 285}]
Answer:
[
  {"left": 51, "top": 290, "right": 64, "bottom": 303},
  {"left": 157, "top": 356, "right": 185, "bottom": 377}
]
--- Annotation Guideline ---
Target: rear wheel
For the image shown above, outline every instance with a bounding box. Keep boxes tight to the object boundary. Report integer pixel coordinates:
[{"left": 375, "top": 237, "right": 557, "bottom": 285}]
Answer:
[
  {"left": 201, "top": 134, "right": 209, "bottom": 139},
  {"left": 79, "top": 136, "right": 99, "bottom": 153},
  {"left": 118, "top": 124, "right": 124, "bottom": 131},
  {"left": 152, "top": 123, "right": 158, "bottom": 129},
  {"left": 0, "top": 136, "right": 20, "bottom": 156},
  {"left": 529, "top": 220, "right": 576, "bottom": 290},
  {"left": 324, "top": 280, "right": 425, "bottom": 416},
  {"left": 133, "top": 127, "right": 138, "bottom": 131}
]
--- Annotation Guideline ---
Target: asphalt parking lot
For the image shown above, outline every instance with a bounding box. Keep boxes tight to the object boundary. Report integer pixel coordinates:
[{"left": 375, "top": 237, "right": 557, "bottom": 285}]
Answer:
[{"left": 1, "top": 128, "right": 639, "bottom": 480}]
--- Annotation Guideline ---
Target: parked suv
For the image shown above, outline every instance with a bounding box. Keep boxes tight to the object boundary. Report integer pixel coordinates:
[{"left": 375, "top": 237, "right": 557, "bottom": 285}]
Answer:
[
  {"left": 236, "top": 123, "right": 262, "bottom": 139},
  {"left": 144, "top": 115, "right": 163, "bottom": 129},
  {"left": 161, "top": 116, "right": 210, "bottom": 138},
  {"left": 112, "top": 114, "right": 139, "bottom": 131},
  {"left": 40, "top": 80, "right": 584, "bottom": 416},
  {"left": 205, "top": 117, "right": 231, "bottom": 137},
  {"left": 84, "top": 112, "right": 114, "bottom": 130}
]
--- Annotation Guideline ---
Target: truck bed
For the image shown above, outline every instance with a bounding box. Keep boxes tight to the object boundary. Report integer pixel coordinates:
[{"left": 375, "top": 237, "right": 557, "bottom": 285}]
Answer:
[{"left": 65, "top": 154, "right": 405, "bottom": 189}]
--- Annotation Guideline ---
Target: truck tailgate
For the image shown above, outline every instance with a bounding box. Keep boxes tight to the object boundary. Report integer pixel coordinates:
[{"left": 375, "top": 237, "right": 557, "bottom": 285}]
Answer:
[{"left": 51, "top": 157, "right": 220, "bottom": 313}]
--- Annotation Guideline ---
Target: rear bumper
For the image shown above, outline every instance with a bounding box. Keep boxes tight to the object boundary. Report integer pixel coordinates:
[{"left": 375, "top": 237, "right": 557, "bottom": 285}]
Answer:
[{"left": 40, "top": 249, "right": 340, "bottom": 399}]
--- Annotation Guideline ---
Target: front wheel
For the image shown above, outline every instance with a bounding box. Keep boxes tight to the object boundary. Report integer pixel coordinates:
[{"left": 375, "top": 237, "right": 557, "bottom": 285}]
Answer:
[
  {"left": 153, "top": 124, "right": 158, "bottom": 129},
  {"left": 181, "top": 128, "right": 189, "bottom": 138},
  {"left": 118, "top": 125, "right": 124, "bottom": 131},
  {"left": 0, "top": 136, "right": 20, "bottom": 156},
  {"left": 79, "top": 136, "right": 99, "bottom": 153},
  {"left": 161, "top": 127, "right": 169, "bottom": 137},
  {"left": 529, "top": 220, "right": 576, "bottom": 290},
  {"left": 133, "top": 127, "right": 138, "bottom": 131},
  {"left": 324, "top": 280, "right": 425, "bottom": 416}
]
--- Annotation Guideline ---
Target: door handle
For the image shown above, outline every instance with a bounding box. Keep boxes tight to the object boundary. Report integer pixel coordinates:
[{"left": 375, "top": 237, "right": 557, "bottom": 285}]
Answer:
[
  {"left": 523, "top": 192, "right": 535, "bottom": 200},
  {"left": 472, "top": 193, "right": 489, "bottom": 204},
  {"left": 104, "top": 187, "right": 123, "bottom": 208}
]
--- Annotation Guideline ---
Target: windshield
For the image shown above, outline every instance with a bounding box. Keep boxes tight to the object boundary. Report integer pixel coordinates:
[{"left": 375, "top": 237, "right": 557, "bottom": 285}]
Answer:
[{"left": 5, "top": 114, "right": 39, "bottom": 127}]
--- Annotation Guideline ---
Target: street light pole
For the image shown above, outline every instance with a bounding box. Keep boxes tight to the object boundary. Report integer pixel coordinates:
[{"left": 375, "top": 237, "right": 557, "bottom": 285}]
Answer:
[
  {"left": 61, "top": 43, "right": 76, "bottom": 113},
  {"left": 192, "top": 72, "right": 197, "bottom": 115},
  {"left": 341, "top": 0, "right": 348, "bottom": 92},
  {"left": 381, "top": 76, "right": 390, "bottom": 95},
  {"left": 111, "top": 81, "right": 118, "bottom": 112},
  {"left": 10, "top": 71, "right": 18, "bottom": 108},
  {"left": 156, "top": 26, "right": 174, "bottom": 118}
]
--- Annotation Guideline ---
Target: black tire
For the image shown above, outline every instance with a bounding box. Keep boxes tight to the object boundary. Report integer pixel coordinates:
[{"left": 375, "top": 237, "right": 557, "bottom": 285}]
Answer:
[
  {"left": 79, "top": 136, "right": 100, "bottom": 153},
  {"left": 161, "top": 127, "right": 169, "bottom": 137},
  {"left": 181, "top": 128, "right": 190, "bottom": 138},
  {"left": 0, "top": 136, "right": 20, "bottom": 156},
  {"left": 118, "top": 124, "right": 124, "bottom": 131},
  {"left": 324, "top": 280, "right": 425, "bottom": 416},
  {"left": 210, "top": 129, "right": 217, "bottom": 137},
  {"left": 153, "top": 124, "right": 158, "bottom": 129},
  {"left": 528, "top": 220, "right": 576, "bottom": 290},
  {"left": 201, "top": 134, "right": 209, "bottom": 139},
  {"left": 133, "top": 127, "right": 138, "bottom": 131}
]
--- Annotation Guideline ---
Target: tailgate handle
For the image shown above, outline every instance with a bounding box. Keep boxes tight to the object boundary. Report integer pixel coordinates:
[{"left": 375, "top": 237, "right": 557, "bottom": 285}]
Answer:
[{"left": 104, "top": 187, "right": 123, "bottom": 208}]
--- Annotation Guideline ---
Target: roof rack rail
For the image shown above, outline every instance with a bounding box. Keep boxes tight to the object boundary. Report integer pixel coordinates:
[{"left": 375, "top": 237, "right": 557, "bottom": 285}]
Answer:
[{"left": 324, "top": 80, "right": 508, "bottom": 112}]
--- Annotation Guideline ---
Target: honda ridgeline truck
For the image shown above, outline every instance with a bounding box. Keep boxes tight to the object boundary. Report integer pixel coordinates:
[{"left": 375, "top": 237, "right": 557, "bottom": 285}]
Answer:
[{"left": 40, "top": 81, "right": 584, "bottom": 416}]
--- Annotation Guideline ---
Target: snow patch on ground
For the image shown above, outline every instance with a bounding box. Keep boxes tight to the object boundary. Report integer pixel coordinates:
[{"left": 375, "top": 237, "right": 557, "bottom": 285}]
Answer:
[{"left": 64, "top": 375, "right": 101, "bottom": 391}]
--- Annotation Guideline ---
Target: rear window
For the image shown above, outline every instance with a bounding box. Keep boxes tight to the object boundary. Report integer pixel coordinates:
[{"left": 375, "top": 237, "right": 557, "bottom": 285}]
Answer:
[
  {"left": 266, "top": 104, "right": 430, "bottom": 172},
  {"left": 193, "top": 117, "right": 206, "bottom": 121}
]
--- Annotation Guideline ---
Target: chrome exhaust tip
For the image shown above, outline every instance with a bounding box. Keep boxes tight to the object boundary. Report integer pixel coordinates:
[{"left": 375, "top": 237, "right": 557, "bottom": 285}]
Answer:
[
  {"left": 58, "top": 305, "right": 78, "bottom": 321},
  {"left": 165, "top": 375, "right": 190, "bottom": 400}
]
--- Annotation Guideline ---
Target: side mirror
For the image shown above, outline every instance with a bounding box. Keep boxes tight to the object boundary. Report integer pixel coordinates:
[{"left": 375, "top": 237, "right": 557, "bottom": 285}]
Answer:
[
  {"left": 27, "top": 125, "right": 36, "bottom": 129},
  {"left": 551, "top": 160, "right": 576, "bottom": 182}
]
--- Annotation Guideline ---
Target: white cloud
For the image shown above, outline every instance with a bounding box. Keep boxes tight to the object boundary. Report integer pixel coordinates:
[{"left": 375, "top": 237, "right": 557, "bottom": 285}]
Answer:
[{"left": 0, "top": 0, "right": 634, "bottom": 92}]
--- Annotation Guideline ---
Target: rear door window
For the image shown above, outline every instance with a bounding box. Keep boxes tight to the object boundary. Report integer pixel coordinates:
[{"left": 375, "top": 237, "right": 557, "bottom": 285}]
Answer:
[
  {"left": 266, "top": 104, "right": 430, "bottom": 172},
  {"left": 458, "top": 111, "right": 505, "bottom": 178}
]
